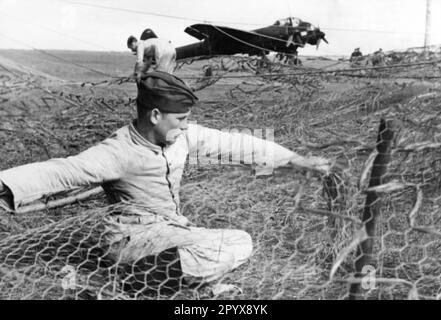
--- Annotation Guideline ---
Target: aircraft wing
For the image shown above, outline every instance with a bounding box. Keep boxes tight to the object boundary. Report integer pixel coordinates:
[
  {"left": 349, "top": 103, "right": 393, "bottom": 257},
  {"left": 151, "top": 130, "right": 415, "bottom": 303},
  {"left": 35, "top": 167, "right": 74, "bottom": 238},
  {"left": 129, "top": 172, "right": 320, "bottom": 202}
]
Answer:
[{"left": 184, "top": 24, "right": 277, "bottom": 53}]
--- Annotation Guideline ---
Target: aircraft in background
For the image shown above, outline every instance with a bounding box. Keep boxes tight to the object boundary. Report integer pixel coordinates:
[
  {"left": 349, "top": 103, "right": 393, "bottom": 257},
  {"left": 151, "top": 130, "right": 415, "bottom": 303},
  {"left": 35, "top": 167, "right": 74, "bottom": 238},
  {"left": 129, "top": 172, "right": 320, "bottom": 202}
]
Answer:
[{"left": 175, "top": 17, "right": 328, "bottom": 61}]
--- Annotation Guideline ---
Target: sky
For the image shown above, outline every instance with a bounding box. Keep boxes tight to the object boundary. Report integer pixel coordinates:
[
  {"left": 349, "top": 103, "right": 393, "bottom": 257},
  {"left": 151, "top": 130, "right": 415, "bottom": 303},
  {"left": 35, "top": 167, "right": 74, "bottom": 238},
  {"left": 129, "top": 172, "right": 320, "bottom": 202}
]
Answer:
[{"left": 0, "top": 0, "right": 440, "bottom": 56}]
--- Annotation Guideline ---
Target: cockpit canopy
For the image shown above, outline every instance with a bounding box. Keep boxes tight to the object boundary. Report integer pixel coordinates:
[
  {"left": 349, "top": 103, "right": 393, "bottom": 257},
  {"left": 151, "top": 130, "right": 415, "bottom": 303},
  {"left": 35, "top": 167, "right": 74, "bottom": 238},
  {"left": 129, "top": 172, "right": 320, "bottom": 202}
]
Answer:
[
  {"left": 273, "top": 17, "right": 315, "bottom": 30},
  {"left": 273, "top": 17, "right": 301, "bottom": 27}
]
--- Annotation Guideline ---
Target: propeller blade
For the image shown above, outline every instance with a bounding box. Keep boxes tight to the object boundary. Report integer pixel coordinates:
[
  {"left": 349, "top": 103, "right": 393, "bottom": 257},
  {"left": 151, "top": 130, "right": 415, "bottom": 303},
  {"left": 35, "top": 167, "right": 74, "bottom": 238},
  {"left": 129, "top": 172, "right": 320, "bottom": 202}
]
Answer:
[
  {"left": 316, "top": 38, "right": 321, "bottom": 50},
  {"left": 286, "top": 34, "right": 294, "bottom": 47},
  {"left": 322, "top": 36, "right": 329, "bottom": 44}
]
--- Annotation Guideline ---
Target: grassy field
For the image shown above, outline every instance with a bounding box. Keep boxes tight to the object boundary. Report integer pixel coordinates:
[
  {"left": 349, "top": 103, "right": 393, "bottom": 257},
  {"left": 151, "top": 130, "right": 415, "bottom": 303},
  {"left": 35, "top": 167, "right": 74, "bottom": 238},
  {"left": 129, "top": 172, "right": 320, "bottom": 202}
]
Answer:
[
  {"left": 0, "top": 49, "right": 133, "bottom": 82},
  {"left": 0, "top": 49, "right": 441, "bottom": 300}
]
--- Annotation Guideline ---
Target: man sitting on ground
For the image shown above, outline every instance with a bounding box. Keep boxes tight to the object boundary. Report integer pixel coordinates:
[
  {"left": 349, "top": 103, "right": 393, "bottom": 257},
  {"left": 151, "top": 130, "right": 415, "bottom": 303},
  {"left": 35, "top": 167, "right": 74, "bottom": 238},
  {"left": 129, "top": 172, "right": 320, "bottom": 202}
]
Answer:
[{"left": 0, "top": 72, "right": 332, "bottom": 296}]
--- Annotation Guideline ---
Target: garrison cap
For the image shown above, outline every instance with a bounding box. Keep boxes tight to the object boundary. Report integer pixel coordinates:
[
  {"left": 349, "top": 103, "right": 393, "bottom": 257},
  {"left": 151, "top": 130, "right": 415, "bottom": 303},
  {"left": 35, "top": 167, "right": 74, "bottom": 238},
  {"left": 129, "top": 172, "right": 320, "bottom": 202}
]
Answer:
[
  {"left": 136, "top": 71, "right": 198, "bottom": 113},
  {"left": 140, "top": 28, "right": 158, "bottom": 40}
]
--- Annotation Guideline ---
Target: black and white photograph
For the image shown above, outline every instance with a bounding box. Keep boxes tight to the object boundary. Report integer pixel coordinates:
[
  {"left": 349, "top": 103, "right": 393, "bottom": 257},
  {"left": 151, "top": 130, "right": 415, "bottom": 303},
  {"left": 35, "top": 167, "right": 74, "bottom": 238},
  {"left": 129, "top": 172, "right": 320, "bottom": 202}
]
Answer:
[{"left": 0, "top": 0, "right": 441, "bottom": 303}]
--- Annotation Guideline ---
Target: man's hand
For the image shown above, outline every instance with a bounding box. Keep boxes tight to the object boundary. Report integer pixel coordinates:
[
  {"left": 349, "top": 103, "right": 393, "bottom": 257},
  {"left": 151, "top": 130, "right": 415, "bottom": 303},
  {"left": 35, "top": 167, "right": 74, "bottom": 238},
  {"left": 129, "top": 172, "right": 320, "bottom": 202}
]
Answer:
[
  {"left": 175, "top": 215, "right": 189, "bottom": 226},
  {"left": 128, "top": 73, "right": 137, "bottom": 81},
  {"left": 130, "top": 71, "right": 142, "bottom": 84},
  {"left": 136, "top": 72, "right": 142, "bottom": 84},
  {"left": 289, "top": 154, "right": 331, "bottom": 175},
  {"left": 173, "top": 215, "right": 196, "bottom": 228},
  {"left": 134, "top": 61, "right": 144, "bottom": 84},
  {"left": 306, "top": 156, "right": 332, "bottom": 174}
]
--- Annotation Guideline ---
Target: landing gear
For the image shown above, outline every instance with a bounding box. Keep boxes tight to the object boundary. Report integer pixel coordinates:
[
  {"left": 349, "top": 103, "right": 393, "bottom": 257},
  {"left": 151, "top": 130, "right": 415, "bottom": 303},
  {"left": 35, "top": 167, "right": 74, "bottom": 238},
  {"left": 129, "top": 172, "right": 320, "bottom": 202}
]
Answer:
[
  {"left": 255, "top": 51, "right": 271, "bottom": 74},
  {"left": 276, "top": 52, "right": 302, "bottom": 66}
]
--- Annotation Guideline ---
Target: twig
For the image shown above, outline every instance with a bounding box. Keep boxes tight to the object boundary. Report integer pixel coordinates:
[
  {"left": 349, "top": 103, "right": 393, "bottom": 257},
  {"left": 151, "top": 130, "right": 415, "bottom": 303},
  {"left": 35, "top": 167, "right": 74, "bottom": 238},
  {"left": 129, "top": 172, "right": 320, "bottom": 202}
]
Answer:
[
  {"left": 299, "top": 207, "right": 361, "bottom": 225},
  {"left": 16, "top": 187, "right": 104, "bottom": 214}
]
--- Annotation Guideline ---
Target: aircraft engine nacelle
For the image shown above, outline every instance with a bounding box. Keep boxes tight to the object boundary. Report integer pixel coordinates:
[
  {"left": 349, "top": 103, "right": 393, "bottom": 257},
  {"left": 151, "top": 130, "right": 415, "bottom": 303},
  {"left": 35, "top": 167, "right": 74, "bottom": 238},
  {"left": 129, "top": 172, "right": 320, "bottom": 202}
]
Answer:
[
  {"left": 303, "top": 29, "right": 328, "bottom": 48},
  {"left": 305, "top": 29, "right": 327, "bottom": 45}
]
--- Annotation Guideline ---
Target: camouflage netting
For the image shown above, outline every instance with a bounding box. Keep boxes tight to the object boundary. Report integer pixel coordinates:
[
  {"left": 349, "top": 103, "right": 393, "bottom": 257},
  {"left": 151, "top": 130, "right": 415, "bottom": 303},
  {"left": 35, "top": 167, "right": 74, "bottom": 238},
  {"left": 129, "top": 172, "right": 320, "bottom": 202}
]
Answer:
[
  {"left": 349, "top": 46, "right": 441, "bottom": 79},
  {"left": 1, "top": 53, "right": 441, "bottom": 299}
]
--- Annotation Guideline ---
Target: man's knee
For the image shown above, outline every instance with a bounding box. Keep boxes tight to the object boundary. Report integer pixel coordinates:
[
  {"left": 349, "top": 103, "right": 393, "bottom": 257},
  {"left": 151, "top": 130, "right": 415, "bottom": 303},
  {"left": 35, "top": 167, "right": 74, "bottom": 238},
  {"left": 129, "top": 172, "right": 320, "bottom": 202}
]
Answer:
[
  {"left": 177, "top": 229, "right": 253, "bottom": 281},
  {"left": 240, "top": 230, "right": 253, "bottom": 256},
  {"left": 230, "top": 229, "right": 253, "bottom": 265}
]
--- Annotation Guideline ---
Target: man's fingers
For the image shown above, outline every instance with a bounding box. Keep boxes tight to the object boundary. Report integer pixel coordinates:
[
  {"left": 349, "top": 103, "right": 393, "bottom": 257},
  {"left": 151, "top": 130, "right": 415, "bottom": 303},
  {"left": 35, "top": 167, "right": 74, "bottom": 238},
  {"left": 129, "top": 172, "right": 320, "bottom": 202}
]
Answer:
[
  {"left": 329, "top": 157, "right": 350, "bottom": 174},
  {"left": 289, "top": 155, "right": 331, "bottom": 174},
  {"left": 306, "top": 156, "right": 332, "bottom": 174}
]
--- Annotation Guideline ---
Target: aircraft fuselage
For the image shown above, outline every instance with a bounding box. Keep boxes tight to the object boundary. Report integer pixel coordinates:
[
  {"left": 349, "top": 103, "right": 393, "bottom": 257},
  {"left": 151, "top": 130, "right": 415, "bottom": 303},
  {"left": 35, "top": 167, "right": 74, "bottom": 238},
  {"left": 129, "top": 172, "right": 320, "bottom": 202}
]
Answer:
[{"left": 176, "top": 18, "right": 327, "bottom": 60}]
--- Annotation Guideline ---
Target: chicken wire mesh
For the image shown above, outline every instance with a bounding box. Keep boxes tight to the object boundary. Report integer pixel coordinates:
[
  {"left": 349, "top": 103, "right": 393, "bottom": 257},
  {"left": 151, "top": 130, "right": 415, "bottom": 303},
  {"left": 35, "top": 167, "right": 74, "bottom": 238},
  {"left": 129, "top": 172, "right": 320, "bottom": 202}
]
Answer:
[{"left": 0, "top": 54, "right": 441, "bottom": 300}]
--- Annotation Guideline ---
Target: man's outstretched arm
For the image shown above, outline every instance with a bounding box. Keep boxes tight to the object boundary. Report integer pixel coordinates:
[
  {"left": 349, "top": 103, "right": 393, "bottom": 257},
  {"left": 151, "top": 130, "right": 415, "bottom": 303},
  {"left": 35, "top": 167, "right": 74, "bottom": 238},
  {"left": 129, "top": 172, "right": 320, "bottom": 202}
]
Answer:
[
  {"left": 134, "top": 42, "right": 154, "bottom": 82},
  {"left": 0, "top": 134, "right": 127, "bottom": 211},
  {"left": 186, "top": 124, "right": 330, "bottom": 174}
]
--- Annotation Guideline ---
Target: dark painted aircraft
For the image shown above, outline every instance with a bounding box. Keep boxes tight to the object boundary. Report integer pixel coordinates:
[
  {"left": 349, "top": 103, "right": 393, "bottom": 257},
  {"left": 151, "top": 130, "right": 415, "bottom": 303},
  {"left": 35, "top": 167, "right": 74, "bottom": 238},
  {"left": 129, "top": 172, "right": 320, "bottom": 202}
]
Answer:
[{"left": 175, "top": 17, "right": 328, "bottom": 60}]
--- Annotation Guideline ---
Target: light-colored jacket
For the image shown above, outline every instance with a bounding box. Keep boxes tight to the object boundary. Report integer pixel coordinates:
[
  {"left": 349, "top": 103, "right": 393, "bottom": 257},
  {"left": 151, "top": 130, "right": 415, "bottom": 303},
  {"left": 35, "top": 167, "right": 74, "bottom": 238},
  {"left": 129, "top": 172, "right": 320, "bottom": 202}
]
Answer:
[
  {"left": 136, "top": 38, "right": 176, "bottom": 74},
  {"left": 0, "top": 123, "right": 294, "bottom": 221}
]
